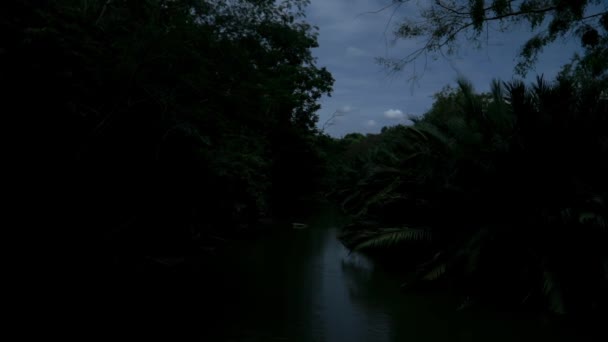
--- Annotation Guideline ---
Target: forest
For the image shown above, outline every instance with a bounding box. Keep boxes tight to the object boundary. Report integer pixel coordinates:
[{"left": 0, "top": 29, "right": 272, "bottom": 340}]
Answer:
[{"left": 7, "top": 0, "right": 607, "bottom": 340}]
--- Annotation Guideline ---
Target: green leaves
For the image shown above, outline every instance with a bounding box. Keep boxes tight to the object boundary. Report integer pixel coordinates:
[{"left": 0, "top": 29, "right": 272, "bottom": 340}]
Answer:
[
  {"left": 10, "top": 0, "right": 337, "bottom": 264},
  {"left": 601, "top": 12, "right": 608, "bottom": 31},
  {"left": 336, "top": 72, "right": 608, "bottom": 315},
  {"left": 422, "top": 262, "right": 447, "bottom": 281},
  {"left": 395, "top": 22, "right": 425, "bottom": 38},
  {"left": 353, "top": 227, "right": 433, "bottom": 251},
  {"left": 491, "top": 0, "right": 511, "bottom": 16},
  {"left": 386, "top": 0, "right": 607, "bottom": 77},
  {"left": 542, "top": 270, "right": 566, "bottom": 315},
  {"left": 581, "top": 27, "right": 600, "bottom": 48},
  {"left": 470, "top": 0, "right": 486, "bottom": 32}
]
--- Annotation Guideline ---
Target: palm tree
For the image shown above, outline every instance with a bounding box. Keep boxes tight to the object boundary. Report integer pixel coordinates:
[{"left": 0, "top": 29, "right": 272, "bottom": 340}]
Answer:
[{"left": 338, "top": 76, "right": 608, "bottom": 315}]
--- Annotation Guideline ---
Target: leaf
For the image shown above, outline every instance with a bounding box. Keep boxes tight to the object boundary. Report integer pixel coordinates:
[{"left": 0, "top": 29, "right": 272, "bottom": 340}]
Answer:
[
  {"left": 597, "top": 216, "right": 606, "bottom": 230},
  {"left": 471, "top": 0, "right": 485, "bottom": 31},
  {"left": 423, "top": 262, "right": 447, "bottom": 281},
  {"left": 355, "top": 177, "right": 402, "bottom": 218},
  {"left": 353, "top": 227, "right": 432, "bottom": 251},
  {"left": 560, "top": 208, "right": 573, "bottom": 222},
  {"left": 542, "top": 270, "right": 566, "bottom": 315},
  {"left": 464, "top": 244, "right": 481, "bottom": 275},
  {"left": 579, "top": 211, "right": 596, "bottom": 224},
  {"left": 456, "top": 296, "right": 477, "bottom": 311},
  {"left": 416, "top": 122, "right": 452, "bottom": 148},
  {"left": 579, "top": 212, "right": 607, "bottom": 230},
  {"left": 406, "top": 126, "right": 429, "bottom": 142}
]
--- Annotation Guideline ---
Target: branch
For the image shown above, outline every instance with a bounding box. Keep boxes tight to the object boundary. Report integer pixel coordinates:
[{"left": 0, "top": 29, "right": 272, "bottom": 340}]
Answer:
[
  {"left": 356, "top": 1, "right": 401, "bottom": 19},
  {"left": 321, "top": 110, "right": 342, "bottom": 132},
  {"left": 484, "top": 6, "right": 558, "bottom": 22},
  {"left": 432, "top": 1, "right": 558, "bottom": 26},
  {"left": 96, "top": 0, "right": 113, "bottom": 25},
  {"left": 440, "top": 21, "right": 476, "bottom": 47},
  {"left": 427, "top": 4, "right": 576, "bottom": 51},
  {"left": 385, "top": 1, "right": 606, "bottom": 78},
  {"left": 384, "top": 1, "right": 406, "bottom": 54},
  {"left": 434, "top": 0, "right": 470, "bottom": 16},
  {"left": 435, "top": 0, "right": 519, "bottom": 17},
  {"left": 437, "top": 8, "right": 608, "bottom": 49},
  {"left": 579, "top": 11, "right": 608, "bottom": 21}
]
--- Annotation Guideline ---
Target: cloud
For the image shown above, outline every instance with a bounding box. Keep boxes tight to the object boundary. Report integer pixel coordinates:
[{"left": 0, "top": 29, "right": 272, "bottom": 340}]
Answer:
[
  {"left": 308, "top": 0, "right": 582, "bottom": 137},
  {"left": 384, "top": 109, "right": 404, "bottom": 119},
  {"left": 346, "top": 46, "right": 368, "bottom": 57},
  {"left": 338, "top": 105, "right": 353, "bottom": 113}
]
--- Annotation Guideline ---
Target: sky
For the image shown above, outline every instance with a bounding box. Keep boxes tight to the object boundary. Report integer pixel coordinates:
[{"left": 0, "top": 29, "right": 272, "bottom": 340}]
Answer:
[{"left": 305, "top": 0, "right": 585, "bottom": 137}]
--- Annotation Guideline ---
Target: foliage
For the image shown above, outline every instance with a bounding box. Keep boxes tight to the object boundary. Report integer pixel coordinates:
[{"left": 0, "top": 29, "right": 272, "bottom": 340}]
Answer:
[
  {"left": 352, "top": 227, "right": 433, "bottom": 251},
  {"left": 378, "top": 0, "right": 608, "bottom": 76},
  {"left": 336, "top": 74, "right": 608, "bottom": 315},
  {"left": 4, "top": 0, "right": 333, "bottom": 267}
]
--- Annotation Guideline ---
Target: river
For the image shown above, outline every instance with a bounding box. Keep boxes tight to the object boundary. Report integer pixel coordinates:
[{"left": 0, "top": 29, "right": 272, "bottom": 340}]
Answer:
[{"left": 204, "top": 208, "right": 574, "bottom": 341}]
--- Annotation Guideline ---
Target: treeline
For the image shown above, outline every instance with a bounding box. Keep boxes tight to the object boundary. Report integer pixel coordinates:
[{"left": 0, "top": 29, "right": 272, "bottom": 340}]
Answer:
[
  {"left": 331, "top": 69, "right": 608, "bottom": 317},
  {"left": 3, "top": 0, "right": 333, "bottom": 270}
]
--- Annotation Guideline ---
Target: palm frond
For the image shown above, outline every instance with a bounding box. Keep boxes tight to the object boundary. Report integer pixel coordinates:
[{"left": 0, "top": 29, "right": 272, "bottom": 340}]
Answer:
[
  {"left": 341, "top": 189, "right": 361, "bottom": 210},
  {"left": 490, "top": 78, "right": 503, "bottom": 102},
  {"left": 406, "top": 126, "right": 430, "bottom": 142},
  {"left": 456, "top": 77, "right": 475, "bottom": 97},
  {"left": 560, "top": 208, "right": 573, "bottom": 222},
  {"left": 457, "top": 77, "right": 484, "bottom": 123},
  {"left": 487, "top": 78, "right": 514, "bottom": 132},
  {"left": 504, "top": 79, "right": 528, "bottom": 107},
  {"left": 464, "top": 244, "right": 481, "bottom": 275},
  {"left": 353, "top": 227, "right": 432, "bottom": 251},
  {"left": 445, "top": 116, "right": 480, "bottom": 147},
  {"left": 542, "top": 270, "right": 566, "bottom": 315},
  {"left": 422, "top": 262, "right": 446, "bottom": 281},
  {"left": 599, "top": 216, "right": 607, "bottom": 231},
  {"left": 355, "top": 177, "right": 402, "bottom": 218},
  {"left": 414, "top": 122, "right": 455, "bottom": 152},
  {"left": 399, "top": 151, "right": 425, "bottom": 166},
  {"left": 456, "top": 296, "right": 477, "bottom": 311},
  {"left": 579, "top": 212, "right": 606, "bottom": 230}
]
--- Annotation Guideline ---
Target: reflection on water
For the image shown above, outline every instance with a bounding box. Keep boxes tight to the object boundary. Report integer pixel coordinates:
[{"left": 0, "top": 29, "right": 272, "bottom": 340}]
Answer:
[{"left": 208, "top": 210, "right": 572, "bottom": 342}]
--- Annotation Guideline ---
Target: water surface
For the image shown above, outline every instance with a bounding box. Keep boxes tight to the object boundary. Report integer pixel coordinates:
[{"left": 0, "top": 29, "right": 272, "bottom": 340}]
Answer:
[{"left": 207, "top": 210, "right": 572, "bottom": 341}]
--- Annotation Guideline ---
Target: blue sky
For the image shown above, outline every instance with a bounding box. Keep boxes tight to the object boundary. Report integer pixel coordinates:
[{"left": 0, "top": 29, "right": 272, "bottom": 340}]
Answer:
[{"left": 305, "top": 0, "right": 584, "bottom": 137}]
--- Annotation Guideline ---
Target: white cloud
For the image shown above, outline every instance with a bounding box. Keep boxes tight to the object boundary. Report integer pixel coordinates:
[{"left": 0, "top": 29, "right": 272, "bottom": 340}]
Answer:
[
  {"left": 338, "top": 105, "right": 353, "bottom": 113},
  {"left": 384, "top": 109, "right": 404, "bottom": 119},
  {"left": 346, "top": 46, "right": 367, "bottom": 57},
  {"left": 308, "top": 0, "right": 582, "bottom": 137}
]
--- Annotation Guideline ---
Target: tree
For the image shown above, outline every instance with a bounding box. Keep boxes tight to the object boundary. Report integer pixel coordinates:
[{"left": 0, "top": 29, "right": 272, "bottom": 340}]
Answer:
[
  {"left": 336, "top": 75, "right": 608, "bottom": 315},
  {"left": 4, "top": 0, "right": 333, "bottom": 269},
  {"left": 377, "top": 0, "right": 608, "bottom": 76}
]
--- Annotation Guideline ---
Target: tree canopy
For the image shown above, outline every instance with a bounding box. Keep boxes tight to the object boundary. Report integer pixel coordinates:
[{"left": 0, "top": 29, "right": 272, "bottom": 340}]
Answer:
[
  {"left": 3, "top": 0, "right": 334, "bottom": 268},
  {"left": 335, "top": 74, "right": 608, "bottom": 315},
  {"left": 378, "top": 0, "right": 608, "bottom": 76}
]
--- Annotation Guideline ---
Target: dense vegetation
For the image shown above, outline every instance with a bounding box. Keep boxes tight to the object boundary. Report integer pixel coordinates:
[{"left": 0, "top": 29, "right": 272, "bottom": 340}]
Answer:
[
  {"left": 334, "top": 70, "right": 608, "bottom": 317},
  {"left": 327, "top": 1, "right": 608, "bottom": 320},
  {"left": 9, "top": 0, "right": 607, "bottom": 337},
  {"left": 5, "top": 0, "right": 333, "bottom": 271}
]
